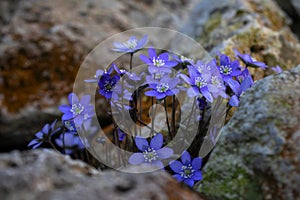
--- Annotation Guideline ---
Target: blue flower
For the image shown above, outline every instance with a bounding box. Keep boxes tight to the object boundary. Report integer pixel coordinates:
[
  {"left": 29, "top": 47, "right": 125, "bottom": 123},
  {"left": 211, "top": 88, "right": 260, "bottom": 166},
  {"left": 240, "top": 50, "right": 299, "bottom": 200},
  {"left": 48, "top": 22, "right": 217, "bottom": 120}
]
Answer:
[
  {"left": 169, "top": 151, "right": 202, "bottom": 187},
  {"left": 173, "top": 54, "right": 194, "bottom": 65},
  {"left": 140, "top": 48, "right": 178, "bottom": 74},
  {"left": 112, "top": 63, "right": 127, "bottom": 76},
  {"left": 84, "top": 69, "right": 105, "bottom": 83},
  {"left": 128, "top": 133, "right": 174, "bottom": 169},
  {"left": 218, "top": 54, "right": 242, "bottom": 81},
  {"left": 28, "top": 120, "right": 60, "bottom": 149},
  {"left": 98, "top": 73, "right": 120, "bottom": 99},
  {"left": 228, "top": 69, "right": 253, "bottom": 107},
  {"left": 271, "top": 65, "right": 283, "bottom": 73},
  {"left": 145, "top": 71, "right": 166, "bottom": 84},
  {"left": 145, "top": 76, "right": 180, "bottom": 99},
  {"left": 58, "top": 93, "right": 95, "bottom": 126},
  {"left": 180, "top": 65, "right": 213, "bottom": 102},
  {"left": 181, "top": 60, "right": 227, "bottom": 102},
  {"left": 55, "top": 132, "right": 84, "bottom": 154},
  {"left": 234, "top": 49, "right": 268, "bottom": 69},
  {"left": 113, "top": 35, "right": 148, "bottom": 53}
]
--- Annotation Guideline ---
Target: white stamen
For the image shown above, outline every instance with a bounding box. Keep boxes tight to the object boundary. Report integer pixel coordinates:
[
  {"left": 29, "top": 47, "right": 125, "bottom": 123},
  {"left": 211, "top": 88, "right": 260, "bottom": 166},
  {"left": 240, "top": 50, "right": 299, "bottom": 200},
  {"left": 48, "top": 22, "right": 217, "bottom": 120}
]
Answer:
[{"left": 143, "top": 148, "right": 158, "bottom": 163}]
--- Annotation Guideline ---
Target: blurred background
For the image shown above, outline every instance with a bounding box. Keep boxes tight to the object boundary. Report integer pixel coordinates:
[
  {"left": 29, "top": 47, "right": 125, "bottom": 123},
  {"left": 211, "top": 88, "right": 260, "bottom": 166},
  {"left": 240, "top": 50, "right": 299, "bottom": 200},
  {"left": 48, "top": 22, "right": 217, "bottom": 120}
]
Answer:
[{"left": 0, "top": 0, "right": 300, "bottom": 152}]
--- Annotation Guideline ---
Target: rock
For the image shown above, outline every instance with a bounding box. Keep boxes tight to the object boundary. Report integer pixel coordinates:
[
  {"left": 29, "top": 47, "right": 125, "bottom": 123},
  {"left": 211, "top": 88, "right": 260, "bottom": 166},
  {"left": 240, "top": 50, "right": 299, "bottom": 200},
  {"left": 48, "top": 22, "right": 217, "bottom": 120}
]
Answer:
[
  {"left": 197, "top": 65, "right": 300, "bottom": 199},
  {"left": 273, "top": 0, "right": 300, "bottom": 38},
  {"left": 0, "top": 0, "right": 197, "bottom": 151},
  {"left": 0, "top": 149, "right": 205, "bottom": 200},
  {"left": 182, "top": 0, "right": 300, "bottom": 80},
  {"left": 292, "top": 0, "right": 300, "bottom": 14}
]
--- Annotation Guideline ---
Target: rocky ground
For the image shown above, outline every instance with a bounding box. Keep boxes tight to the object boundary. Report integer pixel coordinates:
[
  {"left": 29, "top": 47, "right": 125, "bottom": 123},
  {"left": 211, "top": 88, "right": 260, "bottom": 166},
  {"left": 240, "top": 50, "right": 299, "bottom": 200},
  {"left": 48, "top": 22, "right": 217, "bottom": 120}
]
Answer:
[
  {"left": 0, "top": 150, "right": 205, "bottom": 200},
  {"left": 1, "top": 0, "right": 300, "bottom": 199}
]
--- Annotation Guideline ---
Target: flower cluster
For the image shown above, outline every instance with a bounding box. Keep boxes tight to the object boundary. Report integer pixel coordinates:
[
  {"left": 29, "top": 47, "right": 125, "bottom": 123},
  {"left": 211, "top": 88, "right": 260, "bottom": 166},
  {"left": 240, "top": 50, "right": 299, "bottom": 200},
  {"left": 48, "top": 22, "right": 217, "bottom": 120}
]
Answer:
[
  {"left": 28, "top": 93, "right": 95, "bottom": 155},
  {"left": 28, "top": 34, "right": 283, "bottom": 188}
]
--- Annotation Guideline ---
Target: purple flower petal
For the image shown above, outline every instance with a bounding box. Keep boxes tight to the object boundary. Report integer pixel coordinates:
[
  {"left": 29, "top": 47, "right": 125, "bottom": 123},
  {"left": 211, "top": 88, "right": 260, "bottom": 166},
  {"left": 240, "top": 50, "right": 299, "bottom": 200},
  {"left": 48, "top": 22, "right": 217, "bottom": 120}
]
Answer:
[
  {"left": 180, "top": 74, "right": 192, "bottom": 85},
  {"left": 229, "top": 95, "right": 239, "bottom": 107},
  {"left": 226, "top": 79, "right": 240, "bottom": 95},
  {"left": 220, "top": 54, "right": 230, "bottom": 65},
  {"left": 150, "top": 160, "right": 164, "bottom": 169},
  {"left": 58, "top": 105, "right": 71, "bottom": 113},
  {"left": 145, "top": 90, "right": 158, "bottom": 97},
  {"left": 140, "top": 54, "right": 152, "bottom": 64},
  {"left": 148, "top": 66, "right": 159, "bottom": 74},
  {"left": 128, "top": 153, "right": 145, "bottom": 165},
  {"left": 156, "top": 93, "right": 166, "bottom": 99},
  {"left": 62, "top": 113, "right": 73, "bottom": 121},
  {"left": 42, "top": 124, "right": 50, "bottom": 133},
  {"left": 252, "top": 61, "right": 267, "bottom": 69},
  {"left": 183, "top": 178, "right": 195, "bottom": 187},
  {"left": 192, "top": 157, "right": 202, "bottom": 171},
  {"left": 68, "top": 93, "right": 79, "bottom": 104},
  {"left": 181, "top": 151, "right": 191, "bottom": 165},
  {"left": 173, "top": 174, "right": 184, "bottom": 182},
  {"left": 80, "top": 95, "right": 91, "bottom": 105},
  {"left": 169, "top": 160, "right": 183, "bottom": 173},
  {"left": 201, "top": 88, "right": 213, "bottom": 103},
  {"left": 135, "top": 137, "right": 149, "bottom": 151},
  {"left": 158, "top": 52, "right": 169, "bottom": 61},
  {"left": 28, "top": 140, "right": 39, "bottom": 147},
  {"left": 157, "top": 147, "right": 173, "bottom": 159},
  {"left": 165, "top": 60, "right": 178, "bottom": 67},
  {"left": 150, "top": 133, "right": 163, "bottom": 150},
  {"left": 192, "top": 171, "right": 202, "bottom": 181},
  {"left": 74, "top": 115, "right": 84, "bottom": 126},
  {"left": 113, "top": 42, "right": 126, "bottom": 49},
  {"left": 148, "top": 48, "right": 157, "bottom": 58},
  {"left": 136, "top": 35, "right": 148, "bottom": 48}
]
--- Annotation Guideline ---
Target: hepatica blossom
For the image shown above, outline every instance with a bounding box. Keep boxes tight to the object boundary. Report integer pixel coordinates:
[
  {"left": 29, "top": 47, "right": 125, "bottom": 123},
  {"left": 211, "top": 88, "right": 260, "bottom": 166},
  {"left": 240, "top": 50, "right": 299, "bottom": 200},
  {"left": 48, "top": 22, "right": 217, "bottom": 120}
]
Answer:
[
  {"left": 145, "top": 76, "right": 180, "bottom": 99},
  {"left": 218, "top": 54, "right": 242, "bottom": 81},
  {"left": 98, "top": 73, "right": 120, "bottom": 99},
  {"left": 271, "top": 65, "right": 283, "bottom": 73},
  {"left": 169, "top": 151, "right": 202, "bottom": 187},
  {"left": 140, "top": 48, "right": 178, "bottom": 74},
  {"left": 234, "top": 49, "right": 268, "bottom": 69},
  {"left": 181, "top": 60, "right": 227, "bottom": 102},
  {"left": 112, "top": 35, "right": 148, "bottom": 53},
  {"left": 55, "top": 131, "right": 85, "bottom": 154},
  {"left": 28, "top": 120, "right": 60, "bottom": 149},
  {"left": 128, "top": 133, "right": 173, "bottom": 169},
  {"left": 59, "top": 93, "right": 94, "bottom": 126}
]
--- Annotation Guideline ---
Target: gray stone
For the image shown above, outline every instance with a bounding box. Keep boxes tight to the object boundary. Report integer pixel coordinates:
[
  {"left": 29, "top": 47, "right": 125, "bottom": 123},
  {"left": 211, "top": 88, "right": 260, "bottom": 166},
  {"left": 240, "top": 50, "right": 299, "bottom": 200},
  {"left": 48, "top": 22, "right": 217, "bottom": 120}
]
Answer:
[
  {"left": 182, "top": 0, "right": 300, "bottom": 80},
  {"left": 197, "top": 65, "right": 300, "bottom": 199},
  {"left": 0, "top": 149, "right": 205, "bottom": 200}
]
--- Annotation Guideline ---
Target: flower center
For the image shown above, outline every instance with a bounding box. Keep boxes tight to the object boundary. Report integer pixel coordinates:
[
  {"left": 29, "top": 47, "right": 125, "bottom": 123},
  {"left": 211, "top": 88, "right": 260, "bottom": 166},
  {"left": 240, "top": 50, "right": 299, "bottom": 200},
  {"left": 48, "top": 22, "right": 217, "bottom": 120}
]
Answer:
[
  {"left": 180, "top": 164, "right": 195, "bottom": 179},
  {"left": 71, "top": 104, "right": 84, "bottom": 115},
  {"left": 123, "top": 39, "right": 138, "bottom": 49},
  {"left": 211, "top": 76, "right": 222, "bottom": 87},
  {"left": 154, "top": 72, "right": 164, "bottom": 80},
  {"left": 152, "top": 57, "right": 165, "bottom": 67},
  {"left": 156, "top": 82, "right": 169, "bottom": 93},
  {"left": 143, "top": 148, "right": 158, "bottom": 163},
  {"left": 220, "top": 65, "right": 232, "bottom": 75},
  {"left": 104, "top": 80, "right": 114, "bottom": 92},
  {"left": 195, "top": 77, "right": 207, "bottom": 88}
]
